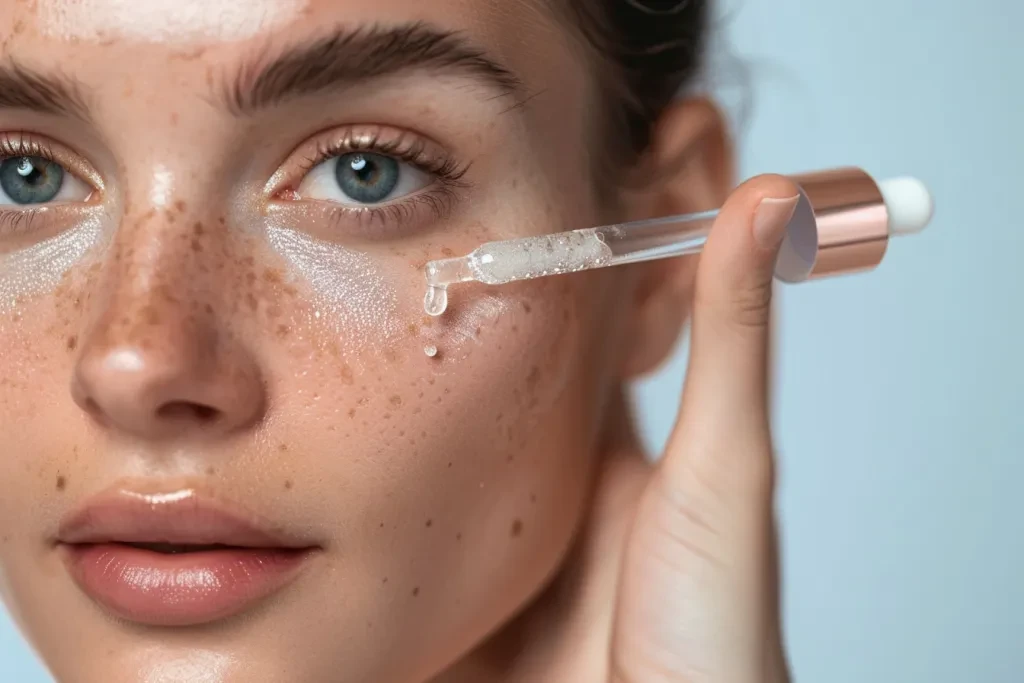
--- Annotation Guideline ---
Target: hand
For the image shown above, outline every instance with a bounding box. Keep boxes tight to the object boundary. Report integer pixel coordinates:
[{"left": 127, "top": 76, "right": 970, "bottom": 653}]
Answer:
[
  {"left": 499, "top": 175, "right": 800, "bottom": 683},
  {"left": 608, "top": 175, "right": 799, "bottom": 683}
]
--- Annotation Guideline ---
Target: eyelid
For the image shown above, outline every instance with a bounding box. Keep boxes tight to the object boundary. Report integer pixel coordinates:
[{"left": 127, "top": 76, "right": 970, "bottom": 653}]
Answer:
[
  {"left": 0, "top": 131, "right": 105, "bottom": 195},
  {"left": 266, "top": 124, "right": 467, "bottom": 200}
]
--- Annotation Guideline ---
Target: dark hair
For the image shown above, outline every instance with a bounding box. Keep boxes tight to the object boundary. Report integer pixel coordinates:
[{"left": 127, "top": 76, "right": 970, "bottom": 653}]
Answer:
[{"left": 563, "top": 0, "right": 710, "bottom": 176}]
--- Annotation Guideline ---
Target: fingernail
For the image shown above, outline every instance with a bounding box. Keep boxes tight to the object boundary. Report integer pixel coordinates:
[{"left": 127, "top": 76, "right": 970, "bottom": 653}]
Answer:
[{"left": 753, "top": 195, "right": 800, "bottom": 250}]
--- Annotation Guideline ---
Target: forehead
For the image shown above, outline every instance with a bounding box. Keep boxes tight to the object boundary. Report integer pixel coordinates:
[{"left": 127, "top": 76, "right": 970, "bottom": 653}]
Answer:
[
  {"left": 0, "top": 0, "right": 574, "bottom": 96},
  {"left": 3, "top": 0, "right": 553, "bottom": 40}
]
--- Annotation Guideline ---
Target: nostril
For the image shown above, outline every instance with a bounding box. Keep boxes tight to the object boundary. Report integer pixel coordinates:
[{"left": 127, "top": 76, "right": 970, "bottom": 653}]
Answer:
[
  {"left": 156, "top": 401, "right": 221, "bottom": 423},
  {"left": 82, "top": 397, "right": 102, "bottom": 417}
]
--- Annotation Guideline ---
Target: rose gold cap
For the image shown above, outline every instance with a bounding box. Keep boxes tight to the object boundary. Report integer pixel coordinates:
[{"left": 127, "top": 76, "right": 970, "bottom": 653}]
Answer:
[{"left": 789, "top": 167, "right": 890, "bottom": 280}]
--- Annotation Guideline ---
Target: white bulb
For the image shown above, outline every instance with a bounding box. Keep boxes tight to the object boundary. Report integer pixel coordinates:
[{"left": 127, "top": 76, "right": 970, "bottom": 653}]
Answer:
[{"left": 878, "top": 177, "right": 934, "bottom": 235}]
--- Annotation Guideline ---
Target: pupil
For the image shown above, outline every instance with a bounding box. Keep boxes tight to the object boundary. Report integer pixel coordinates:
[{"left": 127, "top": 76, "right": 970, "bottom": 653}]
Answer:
[{"left": 336, "top": 153, "right": 399, "bottom": 204}]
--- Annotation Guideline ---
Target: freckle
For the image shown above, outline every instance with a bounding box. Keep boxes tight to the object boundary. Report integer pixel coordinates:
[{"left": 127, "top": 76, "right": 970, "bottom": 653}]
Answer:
[
  {"left": 511, "top": 519, "right": 523, "bottom": 537},
  {"left": 425, "top": 519, "right": 432, "bottom": 528},
  {"left": 206, "top": 466, "right": 215, "bottom": 475},
  {"left": 278, "top": 443, "right": 288, "bottom": 453},
  {"left": 66, "top": 335, "right": 77, "bottom": 351},
  {"left": 284, "top": 480, "right": 293, "bottom": 490},
  {"left": 276, "top": 324, "right": 291, "bottom": 338},
  {"left": 55, "top": 475, "right": 66, "bottom": 491},
  {"left": 204, "top": 303, "right": 214, "bottom": 315},
  {"left": 383, "top": 413, "right": 391, "bottom": 420},
  {"left": 191, "top": 239, "right": 203, "bottom": 253},
  {"left": 456, "top": 532, "right": 462, "bottom": 541},
  {"left": 389, "top": 395, "right": 403, "bottom": 407},
  {"left": 412, "top": 587, "right": 420, "bottom": 597},
  {"left": 262, "top": 268, "right": 283, "bottom": 285},
  {"left": 526, "top": 366, "right": 541, "bottom": 392},
  {"left": 406, "top": 322, "right": 419, "bottom": 336},
  {"left": 441, "top": 247, "right": 454, "bottom": 257},
  {"left": 348, "top": 408, "right": 357, "bottom": 418}
]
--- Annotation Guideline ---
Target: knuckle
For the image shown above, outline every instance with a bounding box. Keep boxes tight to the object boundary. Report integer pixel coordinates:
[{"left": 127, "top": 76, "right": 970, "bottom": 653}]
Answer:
[
  {"left": 728, "top": 280, "right": 773, "bottom": 329},
  {"left": 695, "top": 278, "right": 773, "bottom": 331}
]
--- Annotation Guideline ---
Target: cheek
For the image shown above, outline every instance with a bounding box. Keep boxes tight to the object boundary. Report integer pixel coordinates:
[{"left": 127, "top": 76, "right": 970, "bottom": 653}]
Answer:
[
  {"left": 259, "top": 232, "right": 609, "bottom": 640},
  {"left": 0, "top": 256, "right": 102, "bottom": 588}
]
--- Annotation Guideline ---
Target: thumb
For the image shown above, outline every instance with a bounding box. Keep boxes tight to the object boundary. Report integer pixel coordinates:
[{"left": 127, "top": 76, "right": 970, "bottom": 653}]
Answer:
[{"left": 682, "top": 174, "right": 801, "bottom": 434}]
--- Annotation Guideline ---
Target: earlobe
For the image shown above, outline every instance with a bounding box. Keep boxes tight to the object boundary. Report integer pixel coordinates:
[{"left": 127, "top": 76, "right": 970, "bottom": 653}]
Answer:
[{"left": 617, "top": 97, "right": 734, "bottom": 379}]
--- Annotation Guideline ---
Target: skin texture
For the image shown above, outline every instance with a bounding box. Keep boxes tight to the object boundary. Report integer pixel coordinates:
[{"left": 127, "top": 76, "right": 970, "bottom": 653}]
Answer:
[{"left": 0, "top": 1, "right": 794, "bottom": 682}]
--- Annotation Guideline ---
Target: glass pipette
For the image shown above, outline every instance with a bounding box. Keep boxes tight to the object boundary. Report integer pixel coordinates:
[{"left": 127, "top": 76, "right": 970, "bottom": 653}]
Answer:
[{"left": 423, "top": 171, "right": 934, "bottom": 317}]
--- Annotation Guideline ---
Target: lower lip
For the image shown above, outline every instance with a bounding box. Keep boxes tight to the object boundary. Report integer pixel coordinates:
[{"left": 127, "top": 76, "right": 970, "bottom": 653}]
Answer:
[{"left": 62, "top": 543, "right": 313, "bottom": 626}]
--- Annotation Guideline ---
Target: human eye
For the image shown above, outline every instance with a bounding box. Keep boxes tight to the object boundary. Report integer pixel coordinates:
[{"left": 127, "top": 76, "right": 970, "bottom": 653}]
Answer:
[
  {"left": 269, "top": 125, "right": 469, "bottom": 237},
  {"left": 0, "top": 134, "right": 94, "bottom": 207},
  {"left": 0, "top": 133, "right": 100, "bottom": 240}
]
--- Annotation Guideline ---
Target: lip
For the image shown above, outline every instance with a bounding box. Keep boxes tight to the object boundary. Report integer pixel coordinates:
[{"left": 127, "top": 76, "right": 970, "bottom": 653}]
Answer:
[{"left": 57, "top": 488, "right": 319, "bottom": 627}]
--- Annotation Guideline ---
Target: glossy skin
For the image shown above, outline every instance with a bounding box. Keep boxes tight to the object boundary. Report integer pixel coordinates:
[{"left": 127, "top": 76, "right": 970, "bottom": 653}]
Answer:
[{"left": 0, "top": 1, "right": 794, "bottom": 682}]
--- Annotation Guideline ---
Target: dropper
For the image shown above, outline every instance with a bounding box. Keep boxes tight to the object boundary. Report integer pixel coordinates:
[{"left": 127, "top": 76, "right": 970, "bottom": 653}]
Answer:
[{"left": 423, "top": 168, "right": 935, "bottom": 317}]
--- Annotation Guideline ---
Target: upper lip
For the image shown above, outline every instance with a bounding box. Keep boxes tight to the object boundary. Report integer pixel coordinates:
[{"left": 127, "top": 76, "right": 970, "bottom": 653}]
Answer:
[{"left": 57, "top": 487, "right": 313, "bottom": 548}]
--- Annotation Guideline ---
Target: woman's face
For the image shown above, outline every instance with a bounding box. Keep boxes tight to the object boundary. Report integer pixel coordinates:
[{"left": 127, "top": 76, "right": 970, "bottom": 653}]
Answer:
[{"left": 0, "top": 1, "right": 635, "bottom": 680}]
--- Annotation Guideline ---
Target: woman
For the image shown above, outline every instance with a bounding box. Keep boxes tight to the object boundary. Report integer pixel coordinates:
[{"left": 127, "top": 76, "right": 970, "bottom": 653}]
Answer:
[{"left": 0, "top": 0, "right": 799, "bottom": 681}]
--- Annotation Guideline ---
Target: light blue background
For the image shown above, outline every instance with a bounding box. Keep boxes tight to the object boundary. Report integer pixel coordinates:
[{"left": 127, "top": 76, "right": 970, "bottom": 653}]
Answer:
[{"left": 3, "top": 0, "right": 1021, "bottom": 680}]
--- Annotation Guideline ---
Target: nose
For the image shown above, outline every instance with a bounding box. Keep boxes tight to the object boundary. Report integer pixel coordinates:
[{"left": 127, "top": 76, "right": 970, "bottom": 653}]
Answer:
[
  {"left": 71, "top": 237, "right": 265, "bottom": 442},
  {"left": 72, "top": 325, "right": 266, "bottom": 440}
]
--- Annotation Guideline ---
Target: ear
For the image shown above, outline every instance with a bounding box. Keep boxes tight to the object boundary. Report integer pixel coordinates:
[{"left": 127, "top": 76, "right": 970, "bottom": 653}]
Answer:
[{"left": 617, "top": 97, "right": 734, "bottom": 378}]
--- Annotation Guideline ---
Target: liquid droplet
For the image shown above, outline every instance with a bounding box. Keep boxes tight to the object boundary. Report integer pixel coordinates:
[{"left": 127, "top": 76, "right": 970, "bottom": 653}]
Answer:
[
  {"left": 424, "top": 284, "right": 448, "bottom": 316},
  {"left": 423, "top": 344, "right": 438, "bottom": 358}
]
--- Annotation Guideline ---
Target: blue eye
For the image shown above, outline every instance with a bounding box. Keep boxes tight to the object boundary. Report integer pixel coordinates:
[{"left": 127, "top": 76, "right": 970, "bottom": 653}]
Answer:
[
  {"left": 335, "top": 153, "right": 400, "bottom": 204},
  {"left": 0, "top": 156, "right": 65, "bottom": 205},
  {"left": 296, "top": 152, "right": 432, "bottom": 207}
]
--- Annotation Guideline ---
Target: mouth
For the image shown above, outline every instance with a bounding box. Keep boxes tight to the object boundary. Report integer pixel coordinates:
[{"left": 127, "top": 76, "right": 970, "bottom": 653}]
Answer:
[{"left": 57, "top": 489, "right": 320, "bottom": 627}]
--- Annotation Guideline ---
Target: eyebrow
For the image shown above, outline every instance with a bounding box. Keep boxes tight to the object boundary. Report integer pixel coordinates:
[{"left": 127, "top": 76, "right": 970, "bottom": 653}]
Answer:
[
  {"left": 225, "top": 22, "right": 525, "bottom": 116},
  {"left": 0, "top": 62, "right": 89, "bottom": 120}
]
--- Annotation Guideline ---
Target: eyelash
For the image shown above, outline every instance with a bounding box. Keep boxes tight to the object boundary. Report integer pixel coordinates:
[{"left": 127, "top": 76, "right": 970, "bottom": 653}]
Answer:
[
  {"left": 0, "top": 129, "right": 468, "bottom": 240},
  {"left": 0, "top": 133, "right": 91, "bottom": 236},
  {"left": 282, "top": 127, "right": 471, "bottom": 229}
]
